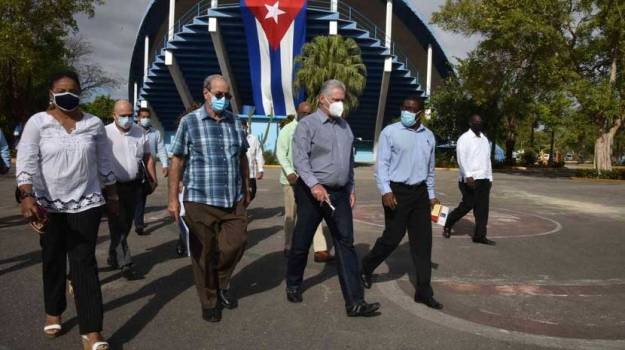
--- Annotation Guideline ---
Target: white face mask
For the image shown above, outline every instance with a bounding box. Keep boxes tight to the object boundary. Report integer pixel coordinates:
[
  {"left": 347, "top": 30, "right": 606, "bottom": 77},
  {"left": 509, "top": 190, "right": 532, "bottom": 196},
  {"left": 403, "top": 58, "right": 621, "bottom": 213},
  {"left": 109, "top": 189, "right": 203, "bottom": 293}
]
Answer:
[{"left": 328, "top": 101, "right": 344, "bottom": 118}]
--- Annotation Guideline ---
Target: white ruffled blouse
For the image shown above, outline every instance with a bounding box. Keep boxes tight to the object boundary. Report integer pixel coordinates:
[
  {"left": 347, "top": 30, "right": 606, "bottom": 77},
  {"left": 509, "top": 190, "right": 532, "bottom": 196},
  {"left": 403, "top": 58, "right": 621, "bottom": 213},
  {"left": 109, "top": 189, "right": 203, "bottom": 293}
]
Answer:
[{"left": 16, "top": 112, "right": 116, "bottom": 213}]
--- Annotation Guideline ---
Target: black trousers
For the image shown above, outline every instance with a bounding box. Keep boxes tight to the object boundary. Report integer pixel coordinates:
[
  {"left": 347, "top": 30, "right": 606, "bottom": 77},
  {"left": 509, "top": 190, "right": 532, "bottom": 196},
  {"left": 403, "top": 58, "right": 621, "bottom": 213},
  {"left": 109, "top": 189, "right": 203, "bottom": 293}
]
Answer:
[
  {"left": 41, "top": 206, "right": 104, "bottom": 334},
  {"left": 133, "top": 188, "right": 148, "bottom": 230},
  {"left": 108, "top": 182, "right": 139, "bottom": 268},
  {"left": 445, "top": 180, "right": 492, "bottom": 239},
  {"left": 361, "top": 182, "right": 434, "bottom": 299},
  {"left": 286, "top": 180, "right": 364, "bottom": 307},
  {"left": 249, "top": 178, "right": 257, "bottom": 201}
]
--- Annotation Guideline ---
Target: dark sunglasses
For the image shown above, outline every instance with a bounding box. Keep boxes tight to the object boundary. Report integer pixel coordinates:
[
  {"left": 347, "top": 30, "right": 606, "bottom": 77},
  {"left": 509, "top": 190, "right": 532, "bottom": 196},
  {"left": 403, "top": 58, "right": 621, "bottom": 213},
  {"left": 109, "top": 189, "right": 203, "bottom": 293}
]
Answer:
[{"left": 212, "top": 92, "right": 232, "bottom": 99}]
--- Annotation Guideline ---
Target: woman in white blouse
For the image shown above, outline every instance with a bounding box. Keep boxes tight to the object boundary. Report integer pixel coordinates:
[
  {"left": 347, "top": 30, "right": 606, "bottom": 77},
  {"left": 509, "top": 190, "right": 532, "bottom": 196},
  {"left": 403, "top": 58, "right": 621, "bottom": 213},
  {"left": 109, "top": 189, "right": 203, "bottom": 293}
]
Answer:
[{"left": 16, "top": 71, "right": 118, "bottom": 350}]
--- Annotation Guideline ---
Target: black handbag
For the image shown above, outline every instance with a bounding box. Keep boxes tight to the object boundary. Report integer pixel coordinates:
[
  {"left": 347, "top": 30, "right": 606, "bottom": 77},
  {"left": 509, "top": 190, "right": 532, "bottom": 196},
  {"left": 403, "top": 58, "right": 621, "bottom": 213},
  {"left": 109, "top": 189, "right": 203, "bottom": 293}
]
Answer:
[{"left": 139, "top": 161, "right": 156, "bottom": 195}]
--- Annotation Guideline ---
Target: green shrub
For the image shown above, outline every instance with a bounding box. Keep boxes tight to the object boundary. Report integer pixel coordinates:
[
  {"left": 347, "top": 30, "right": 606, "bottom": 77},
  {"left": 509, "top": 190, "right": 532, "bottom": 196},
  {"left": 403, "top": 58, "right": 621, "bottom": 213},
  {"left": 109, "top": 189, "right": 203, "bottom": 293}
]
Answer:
[
  {"left": 263, "top": 150, "right": 279, "bottom": 165},
  {"left": 435, "top": 150, "right": 457, "bottom": 168},
  {"left": 575, "top": 169, "right": 625, "bottom": 180}
]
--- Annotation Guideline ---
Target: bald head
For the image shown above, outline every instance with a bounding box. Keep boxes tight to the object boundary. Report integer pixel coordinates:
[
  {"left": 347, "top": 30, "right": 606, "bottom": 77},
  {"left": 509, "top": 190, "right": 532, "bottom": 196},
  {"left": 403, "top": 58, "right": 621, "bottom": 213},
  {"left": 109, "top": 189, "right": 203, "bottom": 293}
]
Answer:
[
  {"left": 114, "top": 99, "right": 133, "bottom": 115},
  {"left": 297, "top": 101, "right": 312, "bottom": 120},
  {"left": 113, "top": 99, "right": 134, "bottom": 131}
]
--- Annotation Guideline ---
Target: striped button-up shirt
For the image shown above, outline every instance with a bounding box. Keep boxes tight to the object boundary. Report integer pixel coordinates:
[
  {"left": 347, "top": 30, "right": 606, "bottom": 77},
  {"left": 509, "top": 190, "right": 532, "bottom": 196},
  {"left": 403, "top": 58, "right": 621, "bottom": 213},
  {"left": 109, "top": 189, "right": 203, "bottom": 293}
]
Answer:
[{"left": 170, "top": 105, "right": 249, "bottom": 208}]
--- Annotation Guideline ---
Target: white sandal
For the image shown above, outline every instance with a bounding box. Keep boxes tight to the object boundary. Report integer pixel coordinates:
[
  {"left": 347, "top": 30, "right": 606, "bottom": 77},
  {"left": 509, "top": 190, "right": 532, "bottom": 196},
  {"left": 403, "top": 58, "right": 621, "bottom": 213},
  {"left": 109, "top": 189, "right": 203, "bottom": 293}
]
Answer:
[
  {"left": 81, "top": 335, "right": 109, "bottom": 350},
  {"left": 43, "top": 324, "right": 62, "bottom": 338}
]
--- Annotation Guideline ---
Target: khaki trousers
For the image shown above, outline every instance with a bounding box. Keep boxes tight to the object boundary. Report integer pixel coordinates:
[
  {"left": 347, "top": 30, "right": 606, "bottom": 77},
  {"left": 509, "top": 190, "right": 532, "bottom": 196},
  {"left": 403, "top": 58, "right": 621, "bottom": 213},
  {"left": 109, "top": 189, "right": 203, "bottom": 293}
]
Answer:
[
  {"left": 184, "top": 201, "right": 248, "bottom": 309},
  {"left": 283, "top": 185, "right": 327, "bottom": 252}
]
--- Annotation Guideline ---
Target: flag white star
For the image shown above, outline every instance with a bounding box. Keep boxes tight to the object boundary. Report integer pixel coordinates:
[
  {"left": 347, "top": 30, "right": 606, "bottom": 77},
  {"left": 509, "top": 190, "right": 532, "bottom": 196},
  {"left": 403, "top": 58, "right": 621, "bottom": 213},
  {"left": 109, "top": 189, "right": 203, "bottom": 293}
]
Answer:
[{"left": 264, "top": 1, "right": 286, "bottom": 24}]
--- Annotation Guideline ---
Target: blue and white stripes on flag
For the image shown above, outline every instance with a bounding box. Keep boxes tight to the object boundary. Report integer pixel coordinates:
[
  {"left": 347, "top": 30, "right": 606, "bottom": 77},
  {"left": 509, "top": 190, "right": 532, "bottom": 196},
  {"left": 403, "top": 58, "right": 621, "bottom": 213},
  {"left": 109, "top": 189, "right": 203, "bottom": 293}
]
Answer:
[{"left": 240, "top": 0, "right": 307, "bottom": 116}]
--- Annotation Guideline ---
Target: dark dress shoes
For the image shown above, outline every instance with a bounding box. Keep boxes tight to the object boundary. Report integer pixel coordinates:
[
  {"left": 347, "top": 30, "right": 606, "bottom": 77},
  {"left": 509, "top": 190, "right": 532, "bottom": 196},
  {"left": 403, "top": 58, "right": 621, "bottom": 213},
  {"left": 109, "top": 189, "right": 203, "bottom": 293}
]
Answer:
[
  {"left": 414, "top": 295, "right": 443, "bottom": 310},
  {"left": 286, "top": 287, "right": 303, "bottom": 303},
  {"left": 472, "top": 237, "right": 496, "bottom": 245},
  {"left": 202, "top": 307, "right": 222, "bottom": 322},
  {"left": 361, "top": 272, "right": 373, "bottom": 289},
  {"left": 176, "top": 239, "right": 186, "bottom": 257},
  {"left": 314, "top": 250, "right": 335, "bottom": 263},
  {"left": 218, "top": 289, "right": 238, "bottom": 309},
  {"left": 442, "top": 226, "right": 452, "bottom": 238},
  {"left": 121, "top": 266, "right": 141, "bottom": 281},
  {"left": 135, "top": 227, "right": 149, "bottom": 236},
  {"left": 346, "top": 301, "right": 381, "bottom": 317}
]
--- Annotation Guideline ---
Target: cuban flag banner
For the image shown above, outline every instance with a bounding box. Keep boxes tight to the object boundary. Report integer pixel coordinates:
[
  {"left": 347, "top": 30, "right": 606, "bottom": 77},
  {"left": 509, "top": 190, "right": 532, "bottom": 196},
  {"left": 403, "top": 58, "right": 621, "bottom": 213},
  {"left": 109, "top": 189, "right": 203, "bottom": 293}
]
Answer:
[{"left": 240, "top": 0, "right": 307, "bottom": 116}]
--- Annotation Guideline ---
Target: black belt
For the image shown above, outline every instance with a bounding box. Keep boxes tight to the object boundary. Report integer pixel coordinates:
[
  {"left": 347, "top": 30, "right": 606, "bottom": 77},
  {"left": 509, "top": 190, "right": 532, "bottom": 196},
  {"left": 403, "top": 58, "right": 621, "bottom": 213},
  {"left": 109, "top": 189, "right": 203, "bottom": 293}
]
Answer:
[
  {"left": 117, "top": 179, "right": 140, "bottom": 187},
  {"left": 324, "top": 185, "right": 347, "bottom": 192},
  {"left": 390, "top": 181, "right": 425, "bottom": 190}
]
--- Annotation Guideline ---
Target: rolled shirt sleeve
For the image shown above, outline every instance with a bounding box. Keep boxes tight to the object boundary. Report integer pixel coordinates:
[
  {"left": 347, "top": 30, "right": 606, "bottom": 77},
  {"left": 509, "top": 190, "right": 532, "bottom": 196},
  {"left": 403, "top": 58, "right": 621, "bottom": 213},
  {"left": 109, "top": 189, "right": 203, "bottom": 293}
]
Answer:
[
  {"left": 374, "top": 129, "right": 393, "bottom": 195},
  {"left": 15, "top": 117, "right": 40, "bottom": 186},
  {"left": 426, "top": 133, "right": 436, "bottom": 199},
  {"left": 292, "top": 121, "right": 320, "bottom": 188},
  {"left": 95, "top": 120, "right": 116, "bottom": 186}
]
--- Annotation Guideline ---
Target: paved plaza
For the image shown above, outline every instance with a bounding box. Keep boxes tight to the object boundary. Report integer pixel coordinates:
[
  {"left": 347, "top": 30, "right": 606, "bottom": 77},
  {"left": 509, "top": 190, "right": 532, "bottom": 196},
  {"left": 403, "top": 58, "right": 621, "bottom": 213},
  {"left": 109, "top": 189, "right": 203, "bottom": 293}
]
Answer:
[{"left": 1, "top": 166, "right": 624, "bottom": 350}]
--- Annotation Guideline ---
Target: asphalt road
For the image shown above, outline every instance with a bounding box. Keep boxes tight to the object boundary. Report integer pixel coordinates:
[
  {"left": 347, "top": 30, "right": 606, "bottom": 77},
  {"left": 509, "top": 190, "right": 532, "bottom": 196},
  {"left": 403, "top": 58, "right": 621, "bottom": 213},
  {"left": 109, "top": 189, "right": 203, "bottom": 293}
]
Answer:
[{"left": 1, "top": 166, "right": 624, "bottom": 350}]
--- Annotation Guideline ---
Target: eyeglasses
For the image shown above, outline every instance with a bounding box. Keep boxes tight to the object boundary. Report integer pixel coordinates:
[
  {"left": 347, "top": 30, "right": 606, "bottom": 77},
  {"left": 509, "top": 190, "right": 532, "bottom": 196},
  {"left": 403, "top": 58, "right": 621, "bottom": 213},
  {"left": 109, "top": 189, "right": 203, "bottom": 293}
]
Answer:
[
  {"left": 212, "top": 92, "right": 232, "bottom": 100},
  {"left": 118, "top": 114, "right": 133, "bottom": 118}
]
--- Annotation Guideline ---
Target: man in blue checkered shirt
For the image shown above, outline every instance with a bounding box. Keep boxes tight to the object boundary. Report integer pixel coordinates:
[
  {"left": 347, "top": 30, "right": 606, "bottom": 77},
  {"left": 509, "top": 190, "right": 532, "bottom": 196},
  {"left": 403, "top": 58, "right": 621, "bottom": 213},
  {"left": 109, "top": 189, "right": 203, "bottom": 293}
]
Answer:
[{"left": 168, "top": 74, "right": 250, "bottom": 323}]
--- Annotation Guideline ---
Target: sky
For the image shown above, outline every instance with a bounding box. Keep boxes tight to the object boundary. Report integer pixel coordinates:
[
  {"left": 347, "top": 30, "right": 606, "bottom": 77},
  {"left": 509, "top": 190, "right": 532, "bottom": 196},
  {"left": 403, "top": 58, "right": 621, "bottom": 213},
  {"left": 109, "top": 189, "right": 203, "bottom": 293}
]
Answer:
[{"left": 75, "top": 0, "right": 480, "bottom": 99}]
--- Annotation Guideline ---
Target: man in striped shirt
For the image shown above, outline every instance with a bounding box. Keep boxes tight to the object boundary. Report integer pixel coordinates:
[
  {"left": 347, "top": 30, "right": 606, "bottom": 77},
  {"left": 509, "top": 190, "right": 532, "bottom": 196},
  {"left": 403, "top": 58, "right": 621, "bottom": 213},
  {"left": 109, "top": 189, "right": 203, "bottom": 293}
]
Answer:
[{"left": 168, "top": 74, "right": 250, "bottom": 323}]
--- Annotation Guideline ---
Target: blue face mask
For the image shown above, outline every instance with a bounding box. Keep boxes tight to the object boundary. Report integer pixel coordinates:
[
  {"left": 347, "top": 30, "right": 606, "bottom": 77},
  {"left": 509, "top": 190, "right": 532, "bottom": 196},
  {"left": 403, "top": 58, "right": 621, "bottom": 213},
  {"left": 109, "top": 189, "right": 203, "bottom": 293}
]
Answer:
[
  {"left": 211, "top": 95, "right": 230, "bottom": 113},
  {"left": 400, "top": 110, "right": 418, "bottom": 127},
  {"left": 116, "top": 116, "right": 132, "bottom": 130},
  {"left": 140, "top": 118, "right": 151, "bottom": 128}
]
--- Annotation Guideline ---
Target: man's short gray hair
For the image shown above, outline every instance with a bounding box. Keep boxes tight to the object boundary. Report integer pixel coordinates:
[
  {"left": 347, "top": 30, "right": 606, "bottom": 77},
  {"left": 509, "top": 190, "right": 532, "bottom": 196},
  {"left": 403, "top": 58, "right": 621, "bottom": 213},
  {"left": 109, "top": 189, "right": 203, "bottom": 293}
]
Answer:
[
  {"left": 203, "top": 74, "right": 227, "bottom": 90},
  {"left": 319, "top": 79, "right": 346, "bottom": 97}
]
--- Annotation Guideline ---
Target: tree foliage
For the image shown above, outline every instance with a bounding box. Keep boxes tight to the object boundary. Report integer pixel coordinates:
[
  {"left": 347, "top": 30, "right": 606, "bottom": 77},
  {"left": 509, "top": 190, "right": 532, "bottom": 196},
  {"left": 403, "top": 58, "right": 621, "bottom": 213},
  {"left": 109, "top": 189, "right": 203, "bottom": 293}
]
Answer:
[
  {"left": 0, "top": 0, "right": 109, "bottom": 138},
  {"left": 294, "top": 35, "right": 366, "bottom": 115},
  {"left": 81, "top": 95, "right": 115, "bottom": 123},
  {"left": 431, "top": 0, "right": 625, "bottom": 170}
]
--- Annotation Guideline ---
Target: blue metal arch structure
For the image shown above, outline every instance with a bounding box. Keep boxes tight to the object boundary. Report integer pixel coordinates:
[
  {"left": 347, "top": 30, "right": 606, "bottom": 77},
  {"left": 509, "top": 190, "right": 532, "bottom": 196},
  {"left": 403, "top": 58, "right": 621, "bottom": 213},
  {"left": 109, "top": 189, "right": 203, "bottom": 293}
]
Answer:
[{"left": 128, "top": 0, "right": 452, "bottom": 141}]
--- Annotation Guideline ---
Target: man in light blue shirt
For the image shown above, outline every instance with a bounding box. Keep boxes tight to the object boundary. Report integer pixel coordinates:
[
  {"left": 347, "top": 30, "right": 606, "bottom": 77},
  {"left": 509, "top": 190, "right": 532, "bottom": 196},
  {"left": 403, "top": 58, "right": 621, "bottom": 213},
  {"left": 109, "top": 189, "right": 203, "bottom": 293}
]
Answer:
[
  {"left": 361, "top": 96, "right": 443, "bottom": 310},
  {"left": 0, "top": 130, "right": 10, "bottom": 174},
  {"left": 134, "top": 107, "right": 169, "bottom": 235}
]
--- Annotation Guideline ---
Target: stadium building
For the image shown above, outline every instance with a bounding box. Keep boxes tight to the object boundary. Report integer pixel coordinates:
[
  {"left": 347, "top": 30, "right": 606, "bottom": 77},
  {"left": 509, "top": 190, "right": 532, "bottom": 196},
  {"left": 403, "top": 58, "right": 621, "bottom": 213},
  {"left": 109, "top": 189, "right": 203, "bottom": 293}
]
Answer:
[{"left": 128, "top": 0, "right": 452, "bottom": 161}]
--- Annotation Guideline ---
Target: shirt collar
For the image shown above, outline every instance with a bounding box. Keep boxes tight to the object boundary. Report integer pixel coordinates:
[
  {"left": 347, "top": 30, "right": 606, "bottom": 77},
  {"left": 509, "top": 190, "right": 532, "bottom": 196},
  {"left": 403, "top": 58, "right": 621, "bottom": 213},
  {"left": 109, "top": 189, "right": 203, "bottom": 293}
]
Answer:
[
  {"left": 316, "top": 110, "right": 340, "bottom": 124},
  {"left": 112, "top": 123, "right": 133, "bottom": 136},
  {"left": 401, "top": 123, "right": 426, "bottom": 133},
  {"left": 468, "top": 130, "right": 483, "bottom": 138},
  {"left": 196, "top": 104, "right": 233, "bottom": 122}
]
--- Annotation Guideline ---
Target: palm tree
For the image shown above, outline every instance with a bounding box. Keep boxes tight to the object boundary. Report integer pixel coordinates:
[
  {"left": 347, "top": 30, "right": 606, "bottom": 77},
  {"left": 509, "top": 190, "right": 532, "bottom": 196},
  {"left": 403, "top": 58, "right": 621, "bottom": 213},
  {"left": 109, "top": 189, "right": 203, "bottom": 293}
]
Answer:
[{"left": 294, "top": 35, "right": 366, "bottom": 116}]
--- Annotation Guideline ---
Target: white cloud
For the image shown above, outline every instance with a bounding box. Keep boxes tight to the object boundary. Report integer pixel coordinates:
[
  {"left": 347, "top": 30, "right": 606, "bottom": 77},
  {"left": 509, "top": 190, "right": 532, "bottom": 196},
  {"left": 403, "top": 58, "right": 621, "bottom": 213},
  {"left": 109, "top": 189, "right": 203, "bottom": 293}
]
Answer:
[
  {"left": 76, "top": 0, "right": 479, "bottom": 98},
  {"left": 75, "top": 0, "right": 150, "bottom": 99},
  {"left": 406, "top": 0, "right": 480, "bottom": 63}
]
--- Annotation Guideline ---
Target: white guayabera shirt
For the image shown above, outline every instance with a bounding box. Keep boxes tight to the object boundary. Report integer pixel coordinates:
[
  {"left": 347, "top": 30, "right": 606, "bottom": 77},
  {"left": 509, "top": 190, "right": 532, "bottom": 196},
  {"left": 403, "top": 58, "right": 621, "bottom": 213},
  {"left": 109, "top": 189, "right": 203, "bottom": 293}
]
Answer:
[
  {"left": 105, "top": 123, "right": 151, "bottom": 183},
  {"left": 456, "top": 130, "right": 493, "bottom": 183},
  {"left": 16, "top": 112, "right": 116, "bottom": 213}
]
